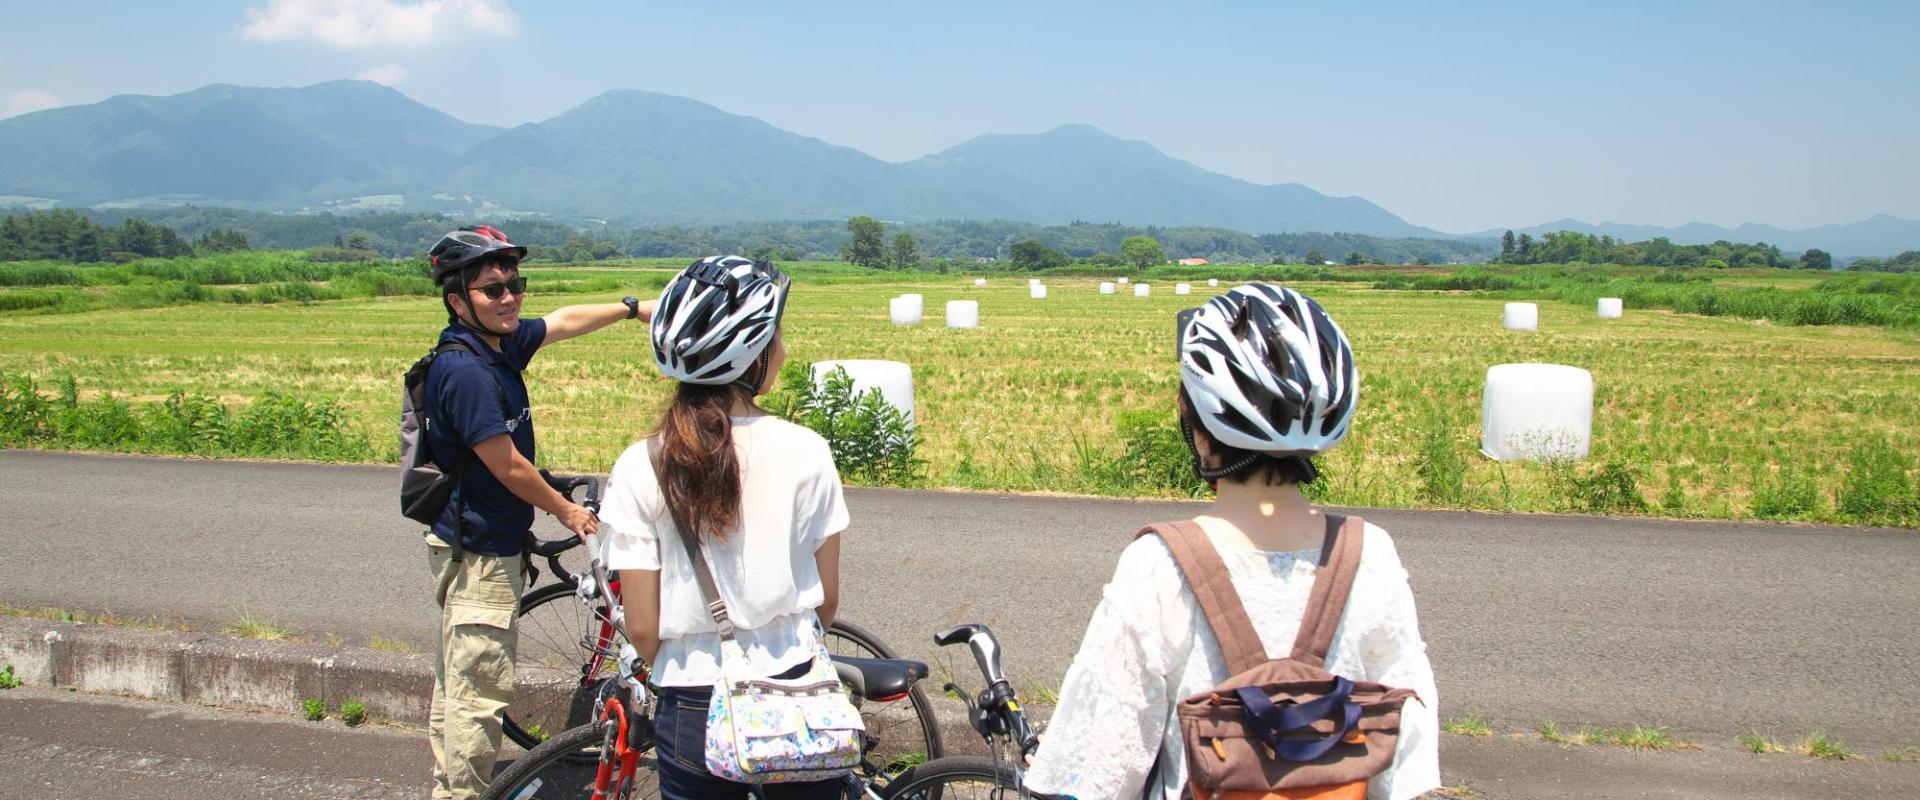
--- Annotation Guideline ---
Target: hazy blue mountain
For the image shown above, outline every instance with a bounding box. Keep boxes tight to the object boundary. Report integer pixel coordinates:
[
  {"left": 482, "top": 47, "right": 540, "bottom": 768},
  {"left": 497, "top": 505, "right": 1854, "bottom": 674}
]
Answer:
[
  {"left": 4, "top": 80, "right": 1914, "bottom": 254},
  {"left": 1474, "top": 215, "right": 1920, "bottom": 258},
  {"left": 0, "top": 81, "right": 499, "bottom": 205},
  {"left": 902, "top": 124, "right": 1443, "bottom": 237},
  {"left": 446, "top": 89, "right": 941, "bottom": 221}
]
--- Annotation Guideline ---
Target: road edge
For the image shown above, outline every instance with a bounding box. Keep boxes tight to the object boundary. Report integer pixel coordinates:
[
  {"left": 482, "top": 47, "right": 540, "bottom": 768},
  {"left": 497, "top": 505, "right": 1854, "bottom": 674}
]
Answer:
[{"left": 0, "top": 616, "right": 431, "bottom": 725}]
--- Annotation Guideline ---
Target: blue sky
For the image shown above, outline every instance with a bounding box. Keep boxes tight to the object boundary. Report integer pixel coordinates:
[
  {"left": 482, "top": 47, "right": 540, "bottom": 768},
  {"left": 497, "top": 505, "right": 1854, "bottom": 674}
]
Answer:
[{"left": 2, "top": 1, "right": 1915, "bottom": 233}]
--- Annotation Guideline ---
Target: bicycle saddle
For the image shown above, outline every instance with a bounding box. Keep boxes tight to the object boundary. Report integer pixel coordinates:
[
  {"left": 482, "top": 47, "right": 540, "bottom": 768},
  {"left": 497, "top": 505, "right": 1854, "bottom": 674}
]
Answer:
[{"left": 830, "top": 655, "right": 928, "bottom": 702}]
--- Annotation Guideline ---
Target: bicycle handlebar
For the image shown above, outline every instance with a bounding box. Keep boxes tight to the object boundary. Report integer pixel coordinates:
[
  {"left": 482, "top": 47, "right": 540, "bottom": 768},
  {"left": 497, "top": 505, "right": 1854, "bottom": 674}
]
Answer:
[
  {"left": 935, "top": 623, "right": 1040, "bottom": 757},
  {"left": 525, "top": 472, "right": 605, "bottom": 576}
]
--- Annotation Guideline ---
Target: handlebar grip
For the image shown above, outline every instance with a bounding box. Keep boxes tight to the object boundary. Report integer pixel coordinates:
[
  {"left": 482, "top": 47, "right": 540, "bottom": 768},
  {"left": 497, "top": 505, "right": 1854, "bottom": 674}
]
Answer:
[
  {"left": 527, "top": 536, "right": 583, "bottom": 558},
  {"left": 934, "top": 624, "right": 984, "bottom": 647}
]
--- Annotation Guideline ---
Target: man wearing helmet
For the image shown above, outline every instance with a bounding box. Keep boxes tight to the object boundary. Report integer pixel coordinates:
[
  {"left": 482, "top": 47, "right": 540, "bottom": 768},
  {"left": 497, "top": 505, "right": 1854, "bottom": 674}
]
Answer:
[{"left": 421, "top": 224, "right": 656, "bottom": 800}]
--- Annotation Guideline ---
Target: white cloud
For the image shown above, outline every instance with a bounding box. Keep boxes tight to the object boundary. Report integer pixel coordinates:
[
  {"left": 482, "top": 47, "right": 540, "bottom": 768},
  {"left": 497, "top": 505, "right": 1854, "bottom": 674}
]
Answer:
[
  {"left": 238, "top": 0, "right": 517, "bottom": 50},
  {"left": 354, "top": 64, "right": 409, "bottom": 86},
  {"left": 1, "top": 89, "right": 62, "bottom": 118}
]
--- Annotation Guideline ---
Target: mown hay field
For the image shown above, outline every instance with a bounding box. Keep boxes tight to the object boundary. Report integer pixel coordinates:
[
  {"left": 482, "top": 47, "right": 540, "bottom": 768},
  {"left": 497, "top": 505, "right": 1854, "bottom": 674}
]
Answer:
[{"left": 5, "top": 265, "right": 1917, "bottom": 523}]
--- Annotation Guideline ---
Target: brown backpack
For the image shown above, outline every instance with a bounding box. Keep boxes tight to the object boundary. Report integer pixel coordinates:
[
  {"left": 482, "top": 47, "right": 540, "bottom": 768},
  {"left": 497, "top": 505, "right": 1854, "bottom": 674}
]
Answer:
[{"left": 1137, "top": 515, "right": 1419, "bottom": 800}]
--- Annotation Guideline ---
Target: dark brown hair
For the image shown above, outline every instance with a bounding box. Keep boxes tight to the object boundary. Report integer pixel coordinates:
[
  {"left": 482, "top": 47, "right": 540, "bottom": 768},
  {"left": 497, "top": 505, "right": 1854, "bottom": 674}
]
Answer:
[
  {"left": 653, "top": 382, "right": 751, "bottom": 543},
  {"left": 1177, "top": 389, "right": 1319, "bottom": 486}
]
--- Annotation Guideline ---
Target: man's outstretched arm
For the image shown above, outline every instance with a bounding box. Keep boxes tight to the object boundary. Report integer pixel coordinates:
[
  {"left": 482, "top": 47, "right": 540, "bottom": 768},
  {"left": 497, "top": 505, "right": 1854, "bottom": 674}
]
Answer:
[{"left": 542, "top": 299, "right": 656, "bottom": 344}]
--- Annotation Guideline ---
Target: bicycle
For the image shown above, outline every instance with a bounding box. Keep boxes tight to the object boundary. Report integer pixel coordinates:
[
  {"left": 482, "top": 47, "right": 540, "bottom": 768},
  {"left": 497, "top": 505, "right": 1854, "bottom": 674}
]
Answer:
[
  {"left": 499, "top": 474, "right": 943, "bottom": 778},
  {"left": 486, "top": 622, "right": 1046, "bottom": 800}
]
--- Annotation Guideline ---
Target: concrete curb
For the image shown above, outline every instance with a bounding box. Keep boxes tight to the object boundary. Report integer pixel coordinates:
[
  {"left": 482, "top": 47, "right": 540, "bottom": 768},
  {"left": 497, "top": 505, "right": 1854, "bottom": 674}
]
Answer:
[
  {"left": 0, "top": 616, "right": 1018, "bottom": 751},
  {"left": 0, "top": 617, "right": 433, "bottom": 725}
]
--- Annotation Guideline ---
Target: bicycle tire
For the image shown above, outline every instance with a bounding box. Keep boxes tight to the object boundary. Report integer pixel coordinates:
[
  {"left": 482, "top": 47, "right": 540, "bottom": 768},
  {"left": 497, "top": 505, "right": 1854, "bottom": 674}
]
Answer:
[
  {"left": 483, "top": 721, "right": 660, "bottom": 800},
  {"left": 505, "top": 581, "right": 615, "bottom": 753},
  {"left": 879, "top": 755, "right": 1018, "bottom": 800},
  {"left": 822, "top": 619, "right": 947, "bottom": 776}
]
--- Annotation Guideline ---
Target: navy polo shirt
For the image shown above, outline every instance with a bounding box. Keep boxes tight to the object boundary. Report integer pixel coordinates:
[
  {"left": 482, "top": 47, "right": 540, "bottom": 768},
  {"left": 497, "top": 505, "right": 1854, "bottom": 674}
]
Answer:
[{"left": 425, "top": 318, "right": 547, "bottom": 557}]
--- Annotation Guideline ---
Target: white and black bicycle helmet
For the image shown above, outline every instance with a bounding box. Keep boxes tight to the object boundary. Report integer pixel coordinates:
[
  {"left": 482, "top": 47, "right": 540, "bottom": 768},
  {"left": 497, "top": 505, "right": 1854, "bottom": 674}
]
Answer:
[
  {"left": 1177, "top": 283, "right": 1358, "bottom": 478},
  {"left": 651, "top": 255, "right": 792, "bottom": 388}
]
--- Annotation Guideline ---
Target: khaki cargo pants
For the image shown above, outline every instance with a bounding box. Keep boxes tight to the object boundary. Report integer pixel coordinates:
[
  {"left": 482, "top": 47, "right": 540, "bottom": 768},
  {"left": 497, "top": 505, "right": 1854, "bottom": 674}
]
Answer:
[{"left": 426, "top": 532, "right": 526, "bottom": 800}]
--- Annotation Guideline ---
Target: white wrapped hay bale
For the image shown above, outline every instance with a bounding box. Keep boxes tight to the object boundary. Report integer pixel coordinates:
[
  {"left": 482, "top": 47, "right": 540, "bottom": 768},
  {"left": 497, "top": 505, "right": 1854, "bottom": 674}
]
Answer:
[
  {"left": 1134, "top": 283, "right": 1151, "bottom": 297},
  {"left": 1504, "top": 302, "right": 1539, "bottom": 331},
  {"left": 1480, "top": 363, "right": 1593, "bottom": 462},
  {"left": 811, "top": 360, "right": 915, "bottom": 426},
  {"left": 1030, "top": 283, "right": 1047, "bottom": 299},
  {"left": 1597, "top": 297, "right": 1623, "bottom": 319},
  {"left": 946, "top": 300, "right": 979, "bottom": 328},
  {"left": 888, "top": 295, "right": 921, "bottom": 325},
  {"left": 1175, "top": 283, "right": 1192, "bottom": 296},
  {"left": 1208, "top": 278, "right": 1219, "bottom": 287},
  {"left": 1118, "top": 277, "right": 1129, "bottom": 285},
  {"left": 974, "top": 278, "right": 986, "bottom": 287},
  {"left": 1099, "top": 282, "right": 1116, "bottom": 294}
]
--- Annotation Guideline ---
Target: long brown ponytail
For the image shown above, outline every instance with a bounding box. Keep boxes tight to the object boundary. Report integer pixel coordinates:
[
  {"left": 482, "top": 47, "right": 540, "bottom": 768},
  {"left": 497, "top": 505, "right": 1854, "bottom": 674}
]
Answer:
[{"left": 653, "top": 382, "right": 748, "bottom": 543}]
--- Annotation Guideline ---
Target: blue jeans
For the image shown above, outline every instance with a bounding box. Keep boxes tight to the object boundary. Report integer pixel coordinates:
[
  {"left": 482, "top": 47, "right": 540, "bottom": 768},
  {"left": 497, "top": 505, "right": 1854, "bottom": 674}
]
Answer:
[{"left": 653, "top": 680, "right": 847, "bottom": 800}]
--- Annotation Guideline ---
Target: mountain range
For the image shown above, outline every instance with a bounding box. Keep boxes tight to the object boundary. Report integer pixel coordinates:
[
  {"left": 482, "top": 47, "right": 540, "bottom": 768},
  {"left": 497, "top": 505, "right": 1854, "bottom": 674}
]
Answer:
[{"left": 1, "top": 80, "right": 1915, "bottom": 255}]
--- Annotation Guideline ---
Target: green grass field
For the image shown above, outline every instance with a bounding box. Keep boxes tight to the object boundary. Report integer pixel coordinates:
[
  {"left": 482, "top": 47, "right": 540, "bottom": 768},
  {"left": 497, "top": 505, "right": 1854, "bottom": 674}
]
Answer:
[{"left": 5, "top": 262, "right": 1917, "bottom": 525}]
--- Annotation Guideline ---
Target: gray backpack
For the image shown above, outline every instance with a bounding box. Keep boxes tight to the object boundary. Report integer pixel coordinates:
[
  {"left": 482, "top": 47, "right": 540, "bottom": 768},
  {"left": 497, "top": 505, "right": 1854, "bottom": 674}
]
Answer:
[{"left": 400, "top": 341, "right": 477, "bottom": 559}]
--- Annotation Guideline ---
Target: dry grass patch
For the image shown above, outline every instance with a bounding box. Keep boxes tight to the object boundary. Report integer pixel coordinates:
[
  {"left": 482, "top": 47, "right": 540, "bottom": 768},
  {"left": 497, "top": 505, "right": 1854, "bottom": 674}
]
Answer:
[{"left": 1442, "top": 715, "right": 1495, "bottom": 737}]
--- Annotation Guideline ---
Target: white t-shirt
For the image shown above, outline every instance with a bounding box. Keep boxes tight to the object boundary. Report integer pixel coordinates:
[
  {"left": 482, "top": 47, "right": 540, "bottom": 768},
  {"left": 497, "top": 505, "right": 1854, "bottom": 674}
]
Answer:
[{"left": 601, "top": 416, "right": 850, "bottom": 687}]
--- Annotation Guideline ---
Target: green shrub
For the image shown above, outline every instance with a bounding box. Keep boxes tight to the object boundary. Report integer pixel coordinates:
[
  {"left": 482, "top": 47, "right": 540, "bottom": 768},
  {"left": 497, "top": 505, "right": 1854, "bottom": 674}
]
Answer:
[
  {"left": 0, "top": 664, "right": 20, "bottom": 690},
  {"left": 1837, "top": 437, "right": 1915, "bottom": 525},
  {"left": 1752, "top": 465, "right": 1824, "bottom": 520},
  {"left": 302, "top": 698, "right": 325, "bottom": 721},
  {"left": 0, "top": 374, "right": 371, "bottom": 462},
  {"left": 338, "top": 700, "right": 367, "bottom": 727},
  {"left": 769, "top": 364, "right": 920, "bottom": 485}
]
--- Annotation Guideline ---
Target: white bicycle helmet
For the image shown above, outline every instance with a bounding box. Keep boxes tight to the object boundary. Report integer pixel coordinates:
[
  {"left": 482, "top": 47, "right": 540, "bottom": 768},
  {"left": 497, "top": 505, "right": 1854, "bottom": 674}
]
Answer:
[
  {"left": 1177, "top": 283, "right": 1358, "bottom": 466},
  {"left": 651, "top": 255, "right": 791, "bottom": 387}
]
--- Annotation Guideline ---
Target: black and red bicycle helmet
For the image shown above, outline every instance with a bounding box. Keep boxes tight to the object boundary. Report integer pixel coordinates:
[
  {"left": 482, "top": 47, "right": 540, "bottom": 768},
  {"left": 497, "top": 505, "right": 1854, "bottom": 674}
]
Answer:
[{"left": 428, "top": 224, "right": 527, "bottom": 284}]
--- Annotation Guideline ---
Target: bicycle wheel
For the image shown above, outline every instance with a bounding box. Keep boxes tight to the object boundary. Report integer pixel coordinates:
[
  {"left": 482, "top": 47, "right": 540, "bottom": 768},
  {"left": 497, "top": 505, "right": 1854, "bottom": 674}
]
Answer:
[
  {"left": 484, "top": 721, "right": 660, "bottom": 800},
  {"left": 506, "top": 582, "right": 617, "bottom": 752},
  {"left": 824, "top": 619, "right": 947, "bottom": 777},
  {"left": 879, "top": 755, "right": 1019, "bottom": 800}
]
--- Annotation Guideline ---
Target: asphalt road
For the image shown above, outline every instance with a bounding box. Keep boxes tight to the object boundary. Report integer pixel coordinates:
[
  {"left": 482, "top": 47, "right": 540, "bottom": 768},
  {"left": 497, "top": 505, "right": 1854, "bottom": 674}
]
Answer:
[
  {"left": 3, "top": 449, "right": 1917, "bottom": 749},
  {"left": 6, "top": 688, "right": 1914, "bottom": 799}
]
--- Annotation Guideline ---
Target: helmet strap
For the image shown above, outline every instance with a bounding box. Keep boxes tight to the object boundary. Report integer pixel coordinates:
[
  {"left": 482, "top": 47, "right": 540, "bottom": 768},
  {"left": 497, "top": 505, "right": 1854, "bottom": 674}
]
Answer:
[
  {"left": 733, "top": 348, "right": 772, "bottom": 394},
  {"left": 456, "top": 273, "right": 511, "bottom": 339},
  {"left": 1181, "top": 414, "right": 1259, "bottom": 483}
]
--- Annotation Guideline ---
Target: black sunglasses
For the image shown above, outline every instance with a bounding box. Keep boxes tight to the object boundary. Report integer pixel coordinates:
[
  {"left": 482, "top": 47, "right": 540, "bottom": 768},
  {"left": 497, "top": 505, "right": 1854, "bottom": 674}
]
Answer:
[{"left": 471, "top": 276, "right": 528, "bottom": 300}]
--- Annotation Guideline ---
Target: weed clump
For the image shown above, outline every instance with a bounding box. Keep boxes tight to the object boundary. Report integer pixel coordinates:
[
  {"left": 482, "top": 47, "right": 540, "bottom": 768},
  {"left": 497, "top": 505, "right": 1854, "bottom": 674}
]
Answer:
[
  {"left": 339, "top": 700, "right": 368, "bottom": 727},
  {"left": 302, "top": 698, "right": 326, "bottom": 721},
  {"left": 0, "top": 664, "right": 20, "bottom": 690},
  {"left": 1752, "top": 465, "right": 1824, "bottom": 520},
  {"left": 1837, "top": 437, "right": 1916, "bottom": 526},
  {"left": 1415, "top": 408, "right": 1469, "bottom": 505}
]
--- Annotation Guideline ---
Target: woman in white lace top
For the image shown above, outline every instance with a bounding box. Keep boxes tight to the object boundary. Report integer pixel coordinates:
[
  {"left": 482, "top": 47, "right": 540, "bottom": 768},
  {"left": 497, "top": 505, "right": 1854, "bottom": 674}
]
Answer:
[{"left": 1023, "top": 284, "right": 1440, "bottom": 800}]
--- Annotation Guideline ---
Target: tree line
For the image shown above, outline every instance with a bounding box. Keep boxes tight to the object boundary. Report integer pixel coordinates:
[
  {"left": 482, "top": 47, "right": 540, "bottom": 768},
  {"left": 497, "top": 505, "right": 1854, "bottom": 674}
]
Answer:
[
  {"left": 0, "top": 210, "right": 252, "bottom": 263},
  {"left": 1496, "top": 229, "right": 1840, "bottom": 269},
  {"left": 4, "top": 207, "right": 1494, "bottom": 265}
]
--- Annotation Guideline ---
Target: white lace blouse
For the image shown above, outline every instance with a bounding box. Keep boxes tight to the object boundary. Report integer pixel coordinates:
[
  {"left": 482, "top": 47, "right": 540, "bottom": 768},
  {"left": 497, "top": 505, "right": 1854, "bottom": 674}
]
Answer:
[{"left": 1023, "top": 522, "right": 1440, "bottom": 800}]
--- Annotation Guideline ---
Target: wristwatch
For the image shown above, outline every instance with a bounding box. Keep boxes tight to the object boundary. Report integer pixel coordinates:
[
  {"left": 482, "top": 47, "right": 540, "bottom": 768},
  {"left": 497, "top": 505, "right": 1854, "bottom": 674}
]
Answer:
[{"left": 622, "top": 295, "right": 640, "bottom": 320}]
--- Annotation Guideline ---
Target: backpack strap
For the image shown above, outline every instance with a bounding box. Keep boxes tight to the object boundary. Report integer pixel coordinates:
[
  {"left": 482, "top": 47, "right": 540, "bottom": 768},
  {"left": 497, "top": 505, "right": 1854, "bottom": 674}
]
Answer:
[
  {"left": 1136, "top": 520, "right": 1269, "bottom": 675},
  {"left": 1288, "top": 514, "right": 1367, "bottom": 667},
  {"left": 427, "top": 340, "right": 479, "bottom": 562}
]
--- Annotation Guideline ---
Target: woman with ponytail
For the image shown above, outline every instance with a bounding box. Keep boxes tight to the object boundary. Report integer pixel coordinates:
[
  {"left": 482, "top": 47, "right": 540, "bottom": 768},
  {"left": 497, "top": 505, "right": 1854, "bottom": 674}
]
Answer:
[{"left": 600, "top": 256, "right": 851, "bottom": 800}]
